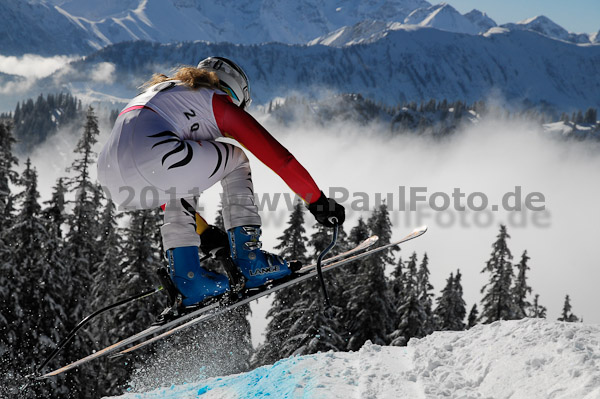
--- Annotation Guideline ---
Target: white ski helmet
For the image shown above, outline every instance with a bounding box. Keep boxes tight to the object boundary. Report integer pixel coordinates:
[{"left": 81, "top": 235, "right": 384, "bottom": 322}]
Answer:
[{"left": 197, "top": 56, "right": 251, "bottom": 109}]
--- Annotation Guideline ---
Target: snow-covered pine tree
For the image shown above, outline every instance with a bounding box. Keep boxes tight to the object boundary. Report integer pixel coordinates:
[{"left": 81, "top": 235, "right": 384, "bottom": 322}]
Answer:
[
  {"left": 479, "top": 225, "right": 516, "bottom": 323},
  {"left": 388, "top": 256, "right": 404, "bottom": 302},
  {"left": 0, "top": 121, "right": 19, "bottom": 395},
  {"left": 42, "top": 178, "right": 67, "bottom": 240},
  {"left": 275, "top": 200, "right": 309, "bottom": 264},
  {"left": 434, "top": 272, "right": 452, "bottom": 328},
  {"left": 467, "top": 304, "right": 479, "bottom": 328},
  {"left": 416, "top": 253, "right": 435, "bottom": 334},
  {"left": 387, "top": 255, "right": 404, "bottom": 329},
  {"left": 277, "top": 220, "right": 349, "bottom": 358},
  {"left": 87, "top": 199, "right": 126, "bottom": 396},
  {"left": 433, "top": 268, "right": 467, "bottom": 331},
  {"left": 558, "top": 295, "right": 579, "bottom": 322},
  {"left": 451, "top": 270, "right": 467, "bottom": 330},
  {"left": 38, "top": 178, "right": 71, "bottom": 393},
  {"left": 349, "top": 217, "right": 369, "bottom": 245},
  {"left": 278, "top": 288, "right": 346, "bottom": 358},
  {"left": 345, "top": 205, "right": 396, "bottom": 350},
  {"left": 0, "top": 121, "right": 18, "bottom": 225},
  {"left": 63, "top": 106, "right": 104, "bottom": 314},
  {"left": 389, "top": 252, "right": 427, "bottom": 346},
  {"left": 111, "top": 209, "right": 165, "bottom": 387},
  {"left": 61, "top": 106, "right": 105, "bottom": 396},
  {"left": 345, "top": 216, "right": 369, "bottom": 276},
  {"left": 254, "top": 201, "right": 309, "bottom": 366},
  {"left": 530, "top": 294, "right": 547, "bottom": 318},
  {"left": 7, "top": 160, "right": 69, "bottom": 396},
  {"left": 512, "top": 250, "right": 532, "bottom": 319}
]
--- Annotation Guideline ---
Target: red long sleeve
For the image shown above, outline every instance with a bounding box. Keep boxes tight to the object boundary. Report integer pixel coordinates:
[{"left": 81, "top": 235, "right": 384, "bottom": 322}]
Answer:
[{"left": 212, "top": 93, "right": 321, "bottom": 204}]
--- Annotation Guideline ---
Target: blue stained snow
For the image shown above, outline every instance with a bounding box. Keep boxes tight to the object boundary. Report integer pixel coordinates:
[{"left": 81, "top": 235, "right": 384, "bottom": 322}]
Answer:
[
  {"left": 109, "top": 352, "right": 342, "bottom": 399},
  {"left": 197, "top": 386, "right": 210, "bottom": 395}
]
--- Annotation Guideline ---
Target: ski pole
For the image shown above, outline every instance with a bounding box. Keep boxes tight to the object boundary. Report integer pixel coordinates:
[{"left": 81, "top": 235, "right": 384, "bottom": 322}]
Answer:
[
  {"left": 315, "top": 217, "right": 338, "bottom": 308},
  {"left": 33, "top": 286, "right": 163, "bottom": 377}
]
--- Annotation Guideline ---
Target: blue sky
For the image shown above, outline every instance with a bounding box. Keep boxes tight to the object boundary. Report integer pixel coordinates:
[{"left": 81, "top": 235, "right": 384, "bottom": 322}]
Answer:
[{"left": 438, "top": 0, "right": 600, "bottom": 33}]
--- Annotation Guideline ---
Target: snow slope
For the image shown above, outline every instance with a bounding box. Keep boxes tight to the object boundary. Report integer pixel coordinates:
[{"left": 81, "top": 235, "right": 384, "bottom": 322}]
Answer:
[{"left": 106, "top": 318, "right": 600, "bottom": 399}]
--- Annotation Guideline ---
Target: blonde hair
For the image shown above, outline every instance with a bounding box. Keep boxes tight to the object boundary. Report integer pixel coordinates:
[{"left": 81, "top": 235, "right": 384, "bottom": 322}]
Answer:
[{"left": 141, "top": 66, "right": 220, "bottom": 90}]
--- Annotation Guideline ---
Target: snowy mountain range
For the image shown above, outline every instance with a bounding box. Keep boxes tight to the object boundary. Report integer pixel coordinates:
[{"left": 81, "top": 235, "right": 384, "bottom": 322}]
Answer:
[
  {"left": 107, "top": 319, "right": 600, "bottom": 398},
  {"left": 0, "top": 0, "right": 597, "bottom": 57},
  {"left": 27, "top": 25, "right": 600, "bottom": 112},
  {"left": 1, "top": 0, "right": 430, "bottom": 55}
]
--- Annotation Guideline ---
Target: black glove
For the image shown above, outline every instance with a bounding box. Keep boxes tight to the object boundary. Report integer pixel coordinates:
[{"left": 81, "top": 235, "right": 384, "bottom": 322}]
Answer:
[
  {"left": 308, "top": 191, "right": 345, "bottom": 227},
  {"left": 199, "top": 225, "right": 230, "bottom": 256}
]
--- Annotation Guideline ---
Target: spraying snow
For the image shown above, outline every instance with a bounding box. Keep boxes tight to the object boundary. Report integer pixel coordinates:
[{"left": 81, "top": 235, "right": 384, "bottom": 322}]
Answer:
[{"left": 105, "top": 318, "right": 600, "bottom": 398}]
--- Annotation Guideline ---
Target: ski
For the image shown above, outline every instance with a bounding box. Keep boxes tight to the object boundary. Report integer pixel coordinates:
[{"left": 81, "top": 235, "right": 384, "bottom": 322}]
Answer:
[
  {"left": 40, "top": 225, "right": 426, "bottom": 379},
  {"left": 115, "top": 225, "right": 427, "bottom": 356},
  {"left": 38, "top": 231, "right": 381, "bottom": 379}
]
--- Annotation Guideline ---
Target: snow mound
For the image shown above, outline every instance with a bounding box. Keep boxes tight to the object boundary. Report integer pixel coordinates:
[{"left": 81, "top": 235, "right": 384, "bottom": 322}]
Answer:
[{"left": 106, "top": 319, "right": 600, "bottom": 399}]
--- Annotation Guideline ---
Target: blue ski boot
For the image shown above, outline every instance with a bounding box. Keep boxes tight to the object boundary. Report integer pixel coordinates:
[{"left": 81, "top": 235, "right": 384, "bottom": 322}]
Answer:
[
  {"left": 228, "top": 226, "right": 300, "bottom": 289},
  {"left": 166, "top": 246, "right": 230, "bottom": 307}
]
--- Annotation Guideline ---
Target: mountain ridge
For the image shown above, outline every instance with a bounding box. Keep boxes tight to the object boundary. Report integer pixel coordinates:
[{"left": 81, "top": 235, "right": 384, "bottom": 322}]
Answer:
[
  {"left": 3, "top": 0, "right": 597, "bottom": 57},
  {"left": 33, "top": 26, "right": 600, "bottom": 112}
]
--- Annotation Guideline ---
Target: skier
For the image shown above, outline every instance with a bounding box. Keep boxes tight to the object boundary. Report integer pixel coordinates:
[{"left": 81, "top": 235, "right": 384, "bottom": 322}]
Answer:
[{"left": 97, "top": 56, "right": 345, "bottom": 309}]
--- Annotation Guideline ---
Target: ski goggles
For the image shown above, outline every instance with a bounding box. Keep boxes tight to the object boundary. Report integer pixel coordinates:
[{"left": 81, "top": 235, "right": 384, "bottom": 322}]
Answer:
[{"left": 220, "top": 81, "right": 240, "bottom": 102}]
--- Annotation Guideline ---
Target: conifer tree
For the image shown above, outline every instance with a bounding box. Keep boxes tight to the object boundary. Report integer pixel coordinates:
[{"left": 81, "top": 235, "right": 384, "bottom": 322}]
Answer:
[
  {"left": 480, "top": 225, "right": 516, "bottom": 323},
  {"left": 467, "top": 304, "right": 479, "bottom": 328},
  {"left": 558, "top": 295, "right": 579, "bottom": 322},
  {"left": 280, "top": 290, "right": 346, "bottom": 357},
  {"left": 434, "top": 269, "right": 466, "bottom": 331},
  {"left": 452, "top": 270, "right": 467, "bottom": 328},
  {"left": 349, "top": 217, "right": 369, "bottom": 245},
  {"left": 434, "top": 272, "right": 455, "bottom": 330},
  {"left": 42, "top": 178, "right": 67, "bottom": 240},
  {"left": 416, "top": 253, "right": 434, "bottom": 334},
  {"left": 0, "top": 121, "right": 19, "bottom": 392},
  {"left": 530, "top": 294, "right": 547, "bottom": 318},
  {"left": 345, "top": 205, "right": 395, "bottom": 350},
  {"left": 87, "top": 200, "right": 124, "bottom": 396},
  {"left": 7, "top": 160, "right": 68, "bottom": 396},
  {"left": 387, "top": 255, "right": 404, "bottom": 327},
  {"left": 0, "top": 121, "right": 18, "bottom": 225},
  {"left": 345, "top": 217, "right": 370, "bottom": 277},
  {"left": 277, "top": 220, "right": 349, "bottom": 358},
  {"left": 108, "top": 209, "right": 165, "bottom": 389},
  {"left": 275, "top": 200, "right": 309, "bottom": 264},
  {"left": 512, "top": 250, "right": 532, "bottom": 319},
  {"left": 255, "top": 201, "right": 309, "bottom": 366},
  {"left": 389, "top": 253, "right": 427, "bottom": 345},
  {"left": 63, "top": 106, "right": 103, "bottom": 316},
  {"left": 61, "top": 106, "right": 104, "bottom": 396}
]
